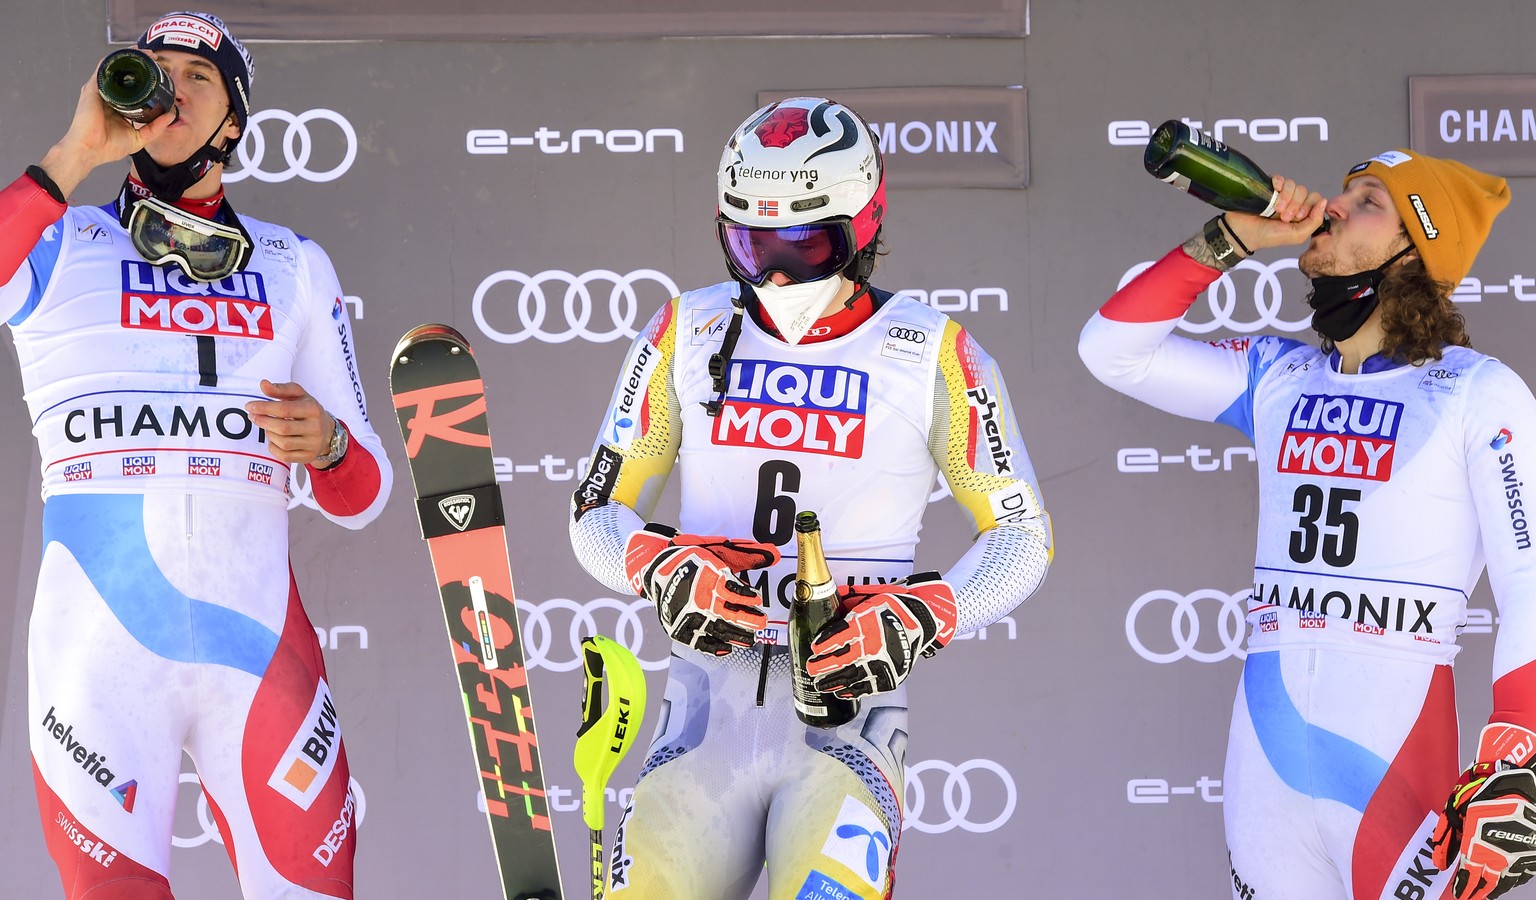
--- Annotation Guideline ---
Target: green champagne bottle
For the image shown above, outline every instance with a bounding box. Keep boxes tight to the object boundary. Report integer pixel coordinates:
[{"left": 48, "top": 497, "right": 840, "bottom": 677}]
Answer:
[
  {"left": 1144, "top": 120, "right": 1279, "bottom": 217},
  {"left": 790, "top": 511, "right": 858, "bottom": 728},
  {"left": 97, "top": 49, "right": 174, "bottom": 124}
]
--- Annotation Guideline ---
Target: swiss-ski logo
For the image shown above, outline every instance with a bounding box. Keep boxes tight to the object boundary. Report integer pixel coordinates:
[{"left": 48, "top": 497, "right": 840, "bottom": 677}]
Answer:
[{"left": 439, "top": 494, "right": 476, "bottom": 531}]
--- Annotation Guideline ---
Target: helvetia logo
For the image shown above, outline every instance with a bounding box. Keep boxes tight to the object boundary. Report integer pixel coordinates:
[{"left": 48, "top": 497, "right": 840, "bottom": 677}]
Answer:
[{"left": 39, "top": 707, "right": 136, "bottom": 810}]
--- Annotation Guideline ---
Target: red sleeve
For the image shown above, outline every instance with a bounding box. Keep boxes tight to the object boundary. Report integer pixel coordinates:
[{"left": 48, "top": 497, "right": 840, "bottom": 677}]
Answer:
[
  {"left": 1098, "top": 246, "right": 1222, "bottom": 323},
  {"left": 305, "top": 421, "right": 384, "bottom": 518},
  {"left": 1491, "top": 661, "right": 1536, "bottom": 739},
  {"left": 0, "top": 174, "right": 68, "bottom": 284}
]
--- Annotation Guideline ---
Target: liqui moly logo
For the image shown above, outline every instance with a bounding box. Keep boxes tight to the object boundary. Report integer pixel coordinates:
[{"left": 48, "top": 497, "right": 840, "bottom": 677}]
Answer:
[
  {"left": 1278, "top": 394, "right": 1403, "bottom": 482},
  {"left": 187, "top": 456, "right": 221, "bottom": 476},
  {"left": 120, "top": 261, "right": 273, "bottom": 340},
  {"left": 712, "top": 359, "right": 868, "bottom": 458},
  {"left": 122, "top": 455, "right": 155, "bottom": 476},
  {"left": 62, "top": 461, "right": 92, "bottom": 482},
  {"left": 248, "top": 462, "right": 275, "bottom": 485}
]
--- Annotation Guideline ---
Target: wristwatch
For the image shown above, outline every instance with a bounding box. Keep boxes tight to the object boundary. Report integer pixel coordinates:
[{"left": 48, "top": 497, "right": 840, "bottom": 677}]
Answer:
[
  {"left": 313, "top": 418, "right": 349, "bottom": 469},
  {"left": 1203, "top": 215, "right": 1245, "bottom": 270}
]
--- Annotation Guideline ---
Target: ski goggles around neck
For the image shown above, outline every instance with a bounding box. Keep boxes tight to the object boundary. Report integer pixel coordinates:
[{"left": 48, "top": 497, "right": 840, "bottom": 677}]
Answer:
[
  {"left": 125, "top": 195, "right": 254, "bottom": 283},
  {"left": 716, "top": 216, "right": 856, "bottom": 286}
]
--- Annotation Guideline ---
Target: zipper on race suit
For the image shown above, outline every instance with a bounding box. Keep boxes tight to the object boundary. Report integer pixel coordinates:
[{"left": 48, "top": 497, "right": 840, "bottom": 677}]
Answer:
[
  {"left": 756, "top": 642, "right": 771, "bottom": 707},
  {"left": 1308, "top": 648, "right": 1316, "bottom": 675},
  {"left": 185, "top": 494, "right": 194, "bottom": 539}
]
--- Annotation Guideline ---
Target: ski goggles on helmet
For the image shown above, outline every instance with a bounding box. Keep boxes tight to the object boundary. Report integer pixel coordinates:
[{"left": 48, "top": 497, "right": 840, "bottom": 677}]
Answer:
[
  {"left": 125, "top": 195, "right": 254, "bottom": 283},
  {"left": 716, "top": 217, "right": 857, "bottom": 287}
]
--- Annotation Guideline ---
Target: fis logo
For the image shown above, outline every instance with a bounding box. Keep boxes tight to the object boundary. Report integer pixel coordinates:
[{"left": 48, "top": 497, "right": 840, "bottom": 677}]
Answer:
[
  {"left": 187, "top": 455, "right": 221, "bottom": 477},
  {"left": 712, "top": 359, "right": 868, "bottom": 458},
  {"left": 120, "top": 260, "right": 273, "bottom": 340},
  {"left": 75, "top": 222, "right": 113, "bottom": 244},
  {"left": 62, "top": 461, "right": 93, "bottom": 482},
  {"left": 691, "top": 308, "right": 731, "bottom": 346},
  {"left": 1278, "top": 394, "right": 1403, "bottom": 482},
  {"left": 267, "top": 682, "right": 341, "bottom": 810}
]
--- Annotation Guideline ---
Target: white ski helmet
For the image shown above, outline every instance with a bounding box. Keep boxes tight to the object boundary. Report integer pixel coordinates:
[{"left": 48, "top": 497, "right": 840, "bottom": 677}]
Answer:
[{"left": 716, "top": 97, "right": 886, "bottom": 286}]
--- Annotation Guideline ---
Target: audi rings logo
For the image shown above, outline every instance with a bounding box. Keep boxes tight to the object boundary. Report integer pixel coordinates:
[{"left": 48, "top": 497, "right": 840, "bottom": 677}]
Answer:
[
  {"left": 472, "top": 269, "right": 680, "bottom": 345},
  {"left": 887, "top": 325, "right": 926, "bottom": 343},
  {"left": 287, "top": 464, "right": 316, "bottom": 513},
  {"left": 173, "top": 772, "right": 366, "bottom": 848},
  {"left": 227, "top": 109, "right": 359, "bottom": 184},
  {"left": 903, "top": 758, "right": 1016, "bottom": 834},
  {"left": 1126, "top": 589, "right": 1249, "bottom": 664},
  {"left": 1118, "top": 257, "right": 1312, "bottom": 334},
  {"left": 521, "top": 597, "right": 670, "bottom": 672}
]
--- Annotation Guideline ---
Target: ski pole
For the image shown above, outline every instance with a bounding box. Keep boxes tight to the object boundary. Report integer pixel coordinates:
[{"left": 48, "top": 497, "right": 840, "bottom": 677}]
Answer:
[{"left": 574, "top": 636, "right": 647, "bottom": 900}]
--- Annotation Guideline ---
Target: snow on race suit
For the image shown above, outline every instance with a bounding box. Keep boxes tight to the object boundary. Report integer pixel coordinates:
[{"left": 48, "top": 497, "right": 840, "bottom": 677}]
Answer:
[
  {"left": 569, "top": 283, "right": 1053, "bottom": 900},
  {"left": 0, "top": 174, "right": 391, "bottom": 899},
  {"left": 1080, "top": 248, "right": 1536, "bottom": 900}
]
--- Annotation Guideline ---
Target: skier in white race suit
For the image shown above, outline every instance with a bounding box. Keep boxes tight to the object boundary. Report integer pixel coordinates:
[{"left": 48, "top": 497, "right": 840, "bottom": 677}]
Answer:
[
  {"left": 0, "top": 11, "right": 391, "bottom": 898},
  {"left": 568, "top": 96, "right": 1053, "bottom": 899},
  {"left": 1080, "top": 151, "right": 1536, "bottom": 900}
]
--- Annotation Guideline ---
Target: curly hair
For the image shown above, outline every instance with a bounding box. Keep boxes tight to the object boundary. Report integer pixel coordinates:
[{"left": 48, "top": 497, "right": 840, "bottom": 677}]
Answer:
[{"left": 1317, "top": 254, "right": 1471, "bottom": 364}]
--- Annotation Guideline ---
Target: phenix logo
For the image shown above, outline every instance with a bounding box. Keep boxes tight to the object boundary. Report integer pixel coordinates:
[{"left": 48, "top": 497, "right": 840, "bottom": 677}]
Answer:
[
  {"left": 1278, "top": 393, "right": 1403, "bottom": 482},
  {"left": 966, "top": 386, "right": 1013, "bottom": 475},
  {"left": 712, "top": 359, "right": 868, "bottom": 458}
]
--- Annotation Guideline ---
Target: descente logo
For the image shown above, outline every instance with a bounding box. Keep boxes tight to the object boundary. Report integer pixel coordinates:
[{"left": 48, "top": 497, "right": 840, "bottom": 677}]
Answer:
[{"left": 1409, "top": 194, "right": 1440, "bottom": 239}]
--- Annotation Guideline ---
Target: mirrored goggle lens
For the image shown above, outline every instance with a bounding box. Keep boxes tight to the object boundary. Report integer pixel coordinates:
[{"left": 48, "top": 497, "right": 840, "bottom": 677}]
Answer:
[
  {"left": 717, "top": 220, "right": 854, "bottom": 286},
  {"left": 128, "top": 199, "right": 248, "bottom": 282}
]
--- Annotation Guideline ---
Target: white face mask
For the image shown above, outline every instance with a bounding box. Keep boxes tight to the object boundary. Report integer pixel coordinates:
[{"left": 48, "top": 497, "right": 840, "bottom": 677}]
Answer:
[{"left": 753, "top": 275, "right": 845, "bottom": 345}]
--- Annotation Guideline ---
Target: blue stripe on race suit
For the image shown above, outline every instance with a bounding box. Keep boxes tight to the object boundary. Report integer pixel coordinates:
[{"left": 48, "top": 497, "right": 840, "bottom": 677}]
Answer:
[
  {"left": 1214, "top": 392, "right": 1255, "bottom": 442},
  {"left": 1213, "top": 337, "right": 1309, "bottom": 442},
  {"left": 42, "top": 493, "right": 279, "bottom": 677},
  {"left": 1245, "top": 651, "right": 1388, "bottom": 812},
  {"left": 10, "top": 221, "right": 65, "bottom": 326}
]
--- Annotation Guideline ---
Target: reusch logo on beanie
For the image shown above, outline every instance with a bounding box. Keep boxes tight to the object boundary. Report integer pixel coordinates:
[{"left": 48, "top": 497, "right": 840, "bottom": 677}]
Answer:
[{"left": 1345, "top": 149, "right": 1510, "bottom": 292}]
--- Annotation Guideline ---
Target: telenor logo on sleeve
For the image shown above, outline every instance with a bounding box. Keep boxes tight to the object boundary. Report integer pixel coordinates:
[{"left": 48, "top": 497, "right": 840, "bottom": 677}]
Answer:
[
  {"left": 712, "top": 359, "right": 868, "bottom": 458},
  {"left": 1278, "top": 394, "right": 1403, "bottom": 481}
]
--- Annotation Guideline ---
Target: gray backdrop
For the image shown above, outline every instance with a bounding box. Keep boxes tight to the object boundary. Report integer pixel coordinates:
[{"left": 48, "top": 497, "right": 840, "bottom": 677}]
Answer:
[{"left": 2, "top": 0, "right": 1534, "bottom": 897}]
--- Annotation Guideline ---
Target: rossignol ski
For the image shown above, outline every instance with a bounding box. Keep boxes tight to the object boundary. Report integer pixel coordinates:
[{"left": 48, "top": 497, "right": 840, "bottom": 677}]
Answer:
[{"left": 390, "top": 323, "right": 563, "bottom": 900}]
